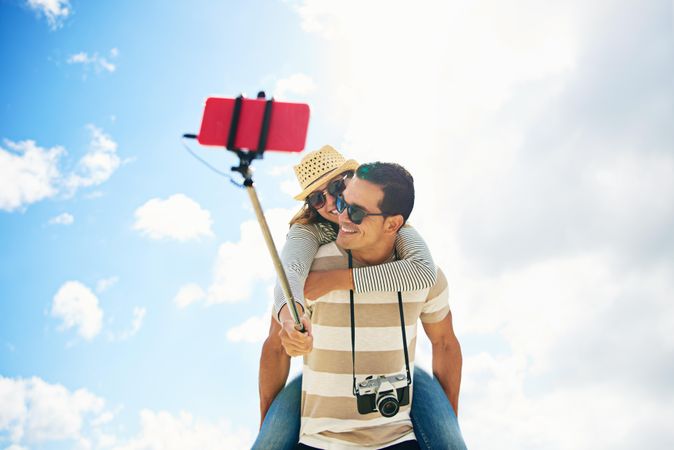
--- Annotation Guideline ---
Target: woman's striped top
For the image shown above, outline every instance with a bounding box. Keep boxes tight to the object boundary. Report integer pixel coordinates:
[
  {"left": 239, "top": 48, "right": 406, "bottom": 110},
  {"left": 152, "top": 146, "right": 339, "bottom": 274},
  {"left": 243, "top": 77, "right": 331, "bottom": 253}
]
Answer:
[{"left": 274, "top": 222, "right": 437, "bottom": 318}]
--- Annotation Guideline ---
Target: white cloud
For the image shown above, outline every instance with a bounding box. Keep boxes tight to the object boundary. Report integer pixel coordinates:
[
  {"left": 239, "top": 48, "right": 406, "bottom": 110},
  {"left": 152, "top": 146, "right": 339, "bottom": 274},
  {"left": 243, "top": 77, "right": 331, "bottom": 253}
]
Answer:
[
  {"left": 454, "top": 253, "right": 674, "bottom": 378},
  {"left": 263, "top": 144, "right": 299, "bottom": 199},
  {"left": 109, "top": 307, "right": 146, "bottom": 341},
  {"left": 226, "top": 314, "right": 270, "bottom": 343},
  {"left": 24, "top": 379, "right": 104, "bottom": 443},
  {"left": 133, "top": 194, "right": 214, "bottom": 242},
  {"left": 279, "top": 179, "right": 298, "bottom": 197},
  {"left": 67, "top": 48, "right": 118, "bottom": 74},
  {"left": 285, "top": 1, "right": 674, "bottom": 448},
  {"left": 455, "top": 253, "right": 621, "bottom": 369},
  {"left": 292, "top": 0, "right": 342, "bottom": 39},
  {"left": 1, "top": 376, "right": 253, "bottom": 450},
  {"left": 5, "top": 445, "right": 28, "bottom": 450},
  {"left": 26, "top": 0, "right": 71, "bottom": 30},
  {"left": 0, "top": 378, "right": 26, "bottom": 442},
  {"left": 51, "top": 281, "right": 103, "bottom": 340},
  {"left": 1, "top": 126, "right": 122, "bottom": 212},
  {"left": 411, "top": 256, "right": 674, "bottom": 450},
  {"left": 66, "top": 125, "right": 121, "bottom": 191},
  {"left": 459, "top": 351, "right": 674, "bottom": 450},
  {"left": 110, "top": 410, "right": 253, "bottom": 450},
  {"left": 273, "top": 73, "right": 317, "bottom": 100},
  {"left": 292, "top": 0, "right": 578, "bottom": 156},
  {"left": 68, "top": 52, "right": 88, "bottom": 63},
  {"left": 48, "top": 212, "right": 74, "bottom": 225},
  {"left": 205, "top": 207, "right": 295, "bottom": 304},
  {"left": 96, "top": 276, "right": 119, "bottom": 293},
  {"left": 170, "top": 208, "right": 296, "bottom": 312},
  {"left": 173, "top": 283, "right": 206, "bottom": 309},
  {"left": 0, "top": 140, "right": 64, "bottom": 212},
  {"left": 226, "top": 289, "right": 274, "bottom": 343},
  {"left": 0, "top": 375, "right": 106, "bottom": 446},
  {"left": 267, "top": 164, "right": 293, "bottom": 177},
  {"left": 85, "top": 190, "right": 105, "bottom": 200},
  {"left": 129, "top": 307, "right": 146, "bottom": 337}
]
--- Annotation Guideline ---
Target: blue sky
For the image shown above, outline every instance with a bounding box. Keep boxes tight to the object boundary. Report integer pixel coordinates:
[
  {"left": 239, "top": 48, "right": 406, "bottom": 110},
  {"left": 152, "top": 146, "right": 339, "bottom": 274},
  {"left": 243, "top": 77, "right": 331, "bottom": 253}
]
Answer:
[
  {"left": 1, "top": 1, "right": 673, "bottom": 449},
  {"left": 2, "top": 1, "right": 328, "bottom": 447}
]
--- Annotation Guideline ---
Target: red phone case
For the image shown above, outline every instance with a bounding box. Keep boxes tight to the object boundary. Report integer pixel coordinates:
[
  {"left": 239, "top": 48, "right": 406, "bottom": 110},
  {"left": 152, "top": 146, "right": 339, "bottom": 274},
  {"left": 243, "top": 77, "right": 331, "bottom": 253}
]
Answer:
[{"left": 197, "top": 97, "right": 310, "bottom": 152}]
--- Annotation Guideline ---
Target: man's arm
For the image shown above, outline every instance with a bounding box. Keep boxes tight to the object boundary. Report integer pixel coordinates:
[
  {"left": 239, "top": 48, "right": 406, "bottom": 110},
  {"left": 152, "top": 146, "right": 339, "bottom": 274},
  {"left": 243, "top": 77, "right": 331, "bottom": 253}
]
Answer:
[
  {"left": 422, "top": 311, "right": 462, "bottom": 416},
  {"left": 258, "top": 316, "right": 291, "bottom": 428}
]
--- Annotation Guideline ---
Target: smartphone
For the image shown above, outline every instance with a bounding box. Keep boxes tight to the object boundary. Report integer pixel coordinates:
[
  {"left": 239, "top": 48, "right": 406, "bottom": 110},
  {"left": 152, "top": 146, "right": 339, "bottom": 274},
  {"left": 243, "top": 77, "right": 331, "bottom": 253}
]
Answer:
[{"left": 197, "top": 96, "right": 310, "bottom": 152}]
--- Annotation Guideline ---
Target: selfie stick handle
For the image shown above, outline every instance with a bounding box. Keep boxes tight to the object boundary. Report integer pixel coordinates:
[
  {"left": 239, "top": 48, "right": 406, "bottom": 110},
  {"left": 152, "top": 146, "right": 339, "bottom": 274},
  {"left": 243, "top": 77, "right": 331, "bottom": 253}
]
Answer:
[
  {"left": 244, "top": 184, "right": 304, "bottom": 331},
  {"left": 229, "top": 93, "right": 305, "bottom": 332}
]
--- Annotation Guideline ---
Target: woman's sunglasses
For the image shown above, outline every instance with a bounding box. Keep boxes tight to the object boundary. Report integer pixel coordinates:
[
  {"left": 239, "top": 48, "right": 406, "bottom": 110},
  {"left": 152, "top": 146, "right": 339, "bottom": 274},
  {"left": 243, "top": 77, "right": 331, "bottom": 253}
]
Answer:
[
  {"left": 306, "top": 175, "right": 350, "bottom": 209},
  {"left": 335, "top": 195, "right": 388, "bottom": 225}
]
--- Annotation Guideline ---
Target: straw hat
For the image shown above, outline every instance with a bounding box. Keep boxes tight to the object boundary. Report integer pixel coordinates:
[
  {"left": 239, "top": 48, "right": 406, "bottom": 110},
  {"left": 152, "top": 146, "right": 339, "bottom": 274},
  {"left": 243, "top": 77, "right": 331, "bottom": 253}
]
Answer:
[{"left": 293, "top": 145, "right": 359, "bottom": 200}]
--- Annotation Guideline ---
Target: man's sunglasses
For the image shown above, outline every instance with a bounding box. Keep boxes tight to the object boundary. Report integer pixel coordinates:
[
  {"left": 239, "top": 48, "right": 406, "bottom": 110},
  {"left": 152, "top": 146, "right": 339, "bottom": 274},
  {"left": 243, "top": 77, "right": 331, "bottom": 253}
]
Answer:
[
  {"left": 335, "top": 195, "right": 388, "bottom": 225},
  {"left": 306, "top": 175, "right": 349, "bottom": 209}
]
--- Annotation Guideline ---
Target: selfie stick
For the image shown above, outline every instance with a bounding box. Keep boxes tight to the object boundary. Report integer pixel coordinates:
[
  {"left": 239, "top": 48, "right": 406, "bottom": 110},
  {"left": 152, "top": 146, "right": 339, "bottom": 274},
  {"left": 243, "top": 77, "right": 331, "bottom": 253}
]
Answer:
[{"left": 225, "top": 92, "right": 306, "bottom": 332}]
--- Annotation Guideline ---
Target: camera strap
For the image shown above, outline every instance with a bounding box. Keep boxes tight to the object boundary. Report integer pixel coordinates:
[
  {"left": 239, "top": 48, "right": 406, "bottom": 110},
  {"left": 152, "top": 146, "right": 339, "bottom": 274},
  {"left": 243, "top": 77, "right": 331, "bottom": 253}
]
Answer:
[
  {"left": 348, "top": 250, "right": 412, "bottom": 396},
  {"left": 349, "top": 250, "right": 357, "bottom": 395},
  {"left": 397, "top": 290, "right": 413, "bottom": 387}
]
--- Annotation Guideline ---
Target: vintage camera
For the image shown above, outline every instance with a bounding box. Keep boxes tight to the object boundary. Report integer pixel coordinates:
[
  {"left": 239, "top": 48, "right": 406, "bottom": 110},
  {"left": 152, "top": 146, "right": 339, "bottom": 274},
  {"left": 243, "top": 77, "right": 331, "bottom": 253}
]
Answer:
[{"left": 355, "top": 374, "right": 410, "bottom": 417}]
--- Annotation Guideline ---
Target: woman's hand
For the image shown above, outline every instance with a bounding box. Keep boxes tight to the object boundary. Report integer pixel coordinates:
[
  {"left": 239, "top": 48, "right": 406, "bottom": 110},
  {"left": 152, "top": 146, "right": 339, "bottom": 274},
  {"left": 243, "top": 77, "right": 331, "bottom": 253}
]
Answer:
[{"left": 304, "top": 269, "right": 354, "bottom": 300}]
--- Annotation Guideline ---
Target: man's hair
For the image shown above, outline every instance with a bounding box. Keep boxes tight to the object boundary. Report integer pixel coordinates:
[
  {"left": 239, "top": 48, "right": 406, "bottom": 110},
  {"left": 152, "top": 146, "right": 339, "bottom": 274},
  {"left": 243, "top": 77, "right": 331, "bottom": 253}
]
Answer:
[{"left": 355, "top": 162, "right": 415, "bottom": 223}]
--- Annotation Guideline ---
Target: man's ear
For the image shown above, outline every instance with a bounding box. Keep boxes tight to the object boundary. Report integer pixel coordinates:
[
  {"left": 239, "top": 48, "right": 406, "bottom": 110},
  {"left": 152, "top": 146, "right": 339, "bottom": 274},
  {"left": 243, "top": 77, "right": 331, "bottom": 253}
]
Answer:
[{"left": 384, "top": 215, "right": 404, "bottom": 235}]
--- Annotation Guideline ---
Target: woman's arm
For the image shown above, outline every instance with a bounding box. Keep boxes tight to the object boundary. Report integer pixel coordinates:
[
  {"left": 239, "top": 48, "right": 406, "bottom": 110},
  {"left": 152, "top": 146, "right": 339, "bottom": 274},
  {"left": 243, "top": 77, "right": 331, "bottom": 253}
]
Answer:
[
  {"left": 353, "top": 225, "right": 437, "bottom": 292},
  {"left": 304, "top": 225, "right": 436, "bottom": 298},
  {"left": 273, "top": 222, "right": 336, "bottom": 320}
]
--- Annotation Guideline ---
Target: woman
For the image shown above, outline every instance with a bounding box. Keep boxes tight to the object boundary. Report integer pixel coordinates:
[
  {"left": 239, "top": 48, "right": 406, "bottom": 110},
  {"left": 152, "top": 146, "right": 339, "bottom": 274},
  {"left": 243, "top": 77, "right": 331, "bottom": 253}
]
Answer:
[
  {"left": 272, "top": 144, "right": 437, "bottom": 321},
  {"left": 256, "top": 145, "right": 464, "bottom": 450}
]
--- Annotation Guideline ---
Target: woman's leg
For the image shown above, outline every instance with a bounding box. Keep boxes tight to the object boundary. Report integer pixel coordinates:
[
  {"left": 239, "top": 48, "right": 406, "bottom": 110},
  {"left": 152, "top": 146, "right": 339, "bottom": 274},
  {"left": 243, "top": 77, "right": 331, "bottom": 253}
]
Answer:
[
  {"left": 410, "top": 368, "right": 467, "bottom": 450},
  {"left": 252, "top": 375, "right": 303, "bottom": 450}
]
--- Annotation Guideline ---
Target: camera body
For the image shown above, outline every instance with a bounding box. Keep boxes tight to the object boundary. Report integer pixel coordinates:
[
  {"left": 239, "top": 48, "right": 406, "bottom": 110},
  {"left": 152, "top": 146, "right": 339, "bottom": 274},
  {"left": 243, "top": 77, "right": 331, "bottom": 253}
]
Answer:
[{"left": 355, "top": 374, "right": 410, "bottom": 418}]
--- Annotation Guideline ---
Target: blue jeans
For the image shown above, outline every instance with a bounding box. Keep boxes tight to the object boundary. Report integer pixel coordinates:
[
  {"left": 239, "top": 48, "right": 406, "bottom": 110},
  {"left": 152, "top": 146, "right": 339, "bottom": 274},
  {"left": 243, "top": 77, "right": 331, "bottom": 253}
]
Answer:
[{"left": 253, "top": 368, "right": 467, "bottom": 449}]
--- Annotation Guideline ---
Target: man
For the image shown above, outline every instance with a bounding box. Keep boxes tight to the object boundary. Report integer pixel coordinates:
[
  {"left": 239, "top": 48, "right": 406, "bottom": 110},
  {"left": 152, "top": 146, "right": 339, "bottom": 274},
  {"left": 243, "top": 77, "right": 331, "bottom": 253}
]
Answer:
[{"left": 256, "top": 163, "right": 466, "bottom": 449}]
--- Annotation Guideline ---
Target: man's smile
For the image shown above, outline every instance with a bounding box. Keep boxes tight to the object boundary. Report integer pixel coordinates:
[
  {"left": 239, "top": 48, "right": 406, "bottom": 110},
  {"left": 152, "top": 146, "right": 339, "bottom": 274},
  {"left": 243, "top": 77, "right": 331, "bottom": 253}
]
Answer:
[{"left": 339, "top": 224, "right": 358, "bottom": 234}]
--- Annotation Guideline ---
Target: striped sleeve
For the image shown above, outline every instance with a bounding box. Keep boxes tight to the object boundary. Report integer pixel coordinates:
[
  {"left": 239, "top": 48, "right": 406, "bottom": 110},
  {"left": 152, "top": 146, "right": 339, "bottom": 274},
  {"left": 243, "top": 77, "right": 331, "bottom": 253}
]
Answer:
[
  {"left": 352, "top": 225, "right": 437, "bottom": 293},
  {"left": 273, "top": 223, "right": 337, "bottom": 319}
]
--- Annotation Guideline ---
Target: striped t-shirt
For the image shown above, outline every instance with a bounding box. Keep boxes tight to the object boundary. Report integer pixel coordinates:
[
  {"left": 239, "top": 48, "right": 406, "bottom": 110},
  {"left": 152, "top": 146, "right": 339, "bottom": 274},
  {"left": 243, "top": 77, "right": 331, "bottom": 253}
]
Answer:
[
  {"left": 299, "top": 242, "right": 450, "bottom": 449},
  {"left": 274, "top": 222, "right": 437, "bottom": 318}
]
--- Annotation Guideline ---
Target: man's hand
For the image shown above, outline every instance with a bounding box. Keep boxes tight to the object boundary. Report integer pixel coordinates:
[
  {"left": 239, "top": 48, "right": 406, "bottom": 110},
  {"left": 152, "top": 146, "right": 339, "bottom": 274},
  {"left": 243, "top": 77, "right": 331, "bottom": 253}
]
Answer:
[
  {"left": 279, "top": 316, "right": 313, "bottom": 357},
  {"left": 304, "top": 269, "right": 354, "bottom": 300},
  {"left": 277, "top": 302, "right": 313, "bottom": 357}
]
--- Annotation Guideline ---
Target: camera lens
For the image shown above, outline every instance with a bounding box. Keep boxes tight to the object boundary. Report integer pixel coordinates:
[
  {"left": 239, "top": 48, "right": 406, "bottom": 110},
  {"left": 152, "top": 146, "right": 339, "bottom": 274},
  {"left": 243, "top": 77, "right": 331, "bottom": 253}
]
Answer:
[{"left": 377, "top": 394, "right": 400, "bottom": 418}]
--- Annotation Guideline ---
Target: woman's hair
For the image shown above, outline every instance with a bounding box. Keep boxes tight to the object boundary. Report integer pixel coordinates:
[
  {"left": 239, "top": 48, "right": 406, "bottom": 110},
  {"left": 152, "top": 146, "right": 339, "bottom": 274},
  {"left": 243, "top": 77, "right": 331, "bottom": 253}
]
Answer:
[
  {"left": 289, "top": 170, "right": 354, "bottom": 226},
  {"left": 289, "top": 203, "right": 321, "bottom": 225}
]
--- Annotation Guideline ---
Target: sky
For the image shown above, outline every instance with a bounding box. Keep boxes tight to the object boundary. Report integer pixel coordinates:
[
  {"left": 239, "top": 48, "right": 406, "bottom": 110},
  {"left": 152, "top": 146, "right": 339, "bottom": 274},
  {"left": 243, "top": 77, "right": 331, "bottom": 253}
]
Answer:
[{"left": 0, "top": 0, "right": 672, "bottom": 449}]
